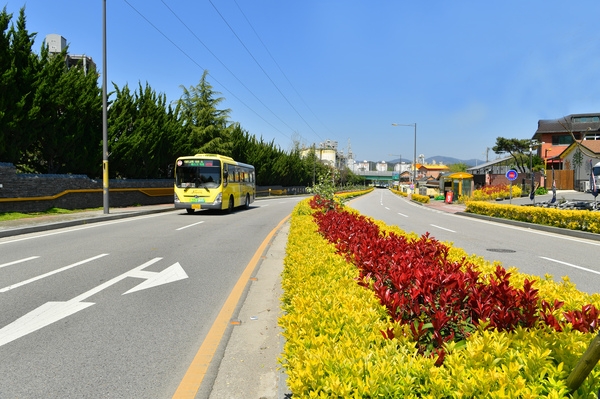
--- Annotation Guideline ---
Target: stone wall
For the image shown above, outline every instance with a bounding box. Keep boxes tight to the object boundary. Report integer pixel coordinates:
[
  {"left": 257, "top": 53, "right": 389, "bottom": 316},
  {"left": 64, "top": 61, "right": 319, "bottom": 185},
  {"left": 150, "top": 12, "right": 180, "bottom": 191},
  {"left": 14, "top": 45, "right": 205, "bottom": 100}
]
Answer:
[{"left": 0, "top": 163, "right": 173, "bottom": 213}]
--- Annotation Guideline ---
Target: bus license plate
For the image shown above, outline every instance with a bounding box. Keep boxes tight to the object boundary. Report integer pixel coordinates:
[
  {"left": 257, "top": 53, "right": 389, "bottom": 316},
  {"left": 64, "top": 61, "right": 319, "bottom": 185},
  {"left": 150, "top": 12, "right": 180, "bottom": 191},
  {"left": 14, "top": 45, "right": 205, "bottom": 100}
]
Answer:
[{"left": 191, "top": 204, "right": 201, "bottom": 210}]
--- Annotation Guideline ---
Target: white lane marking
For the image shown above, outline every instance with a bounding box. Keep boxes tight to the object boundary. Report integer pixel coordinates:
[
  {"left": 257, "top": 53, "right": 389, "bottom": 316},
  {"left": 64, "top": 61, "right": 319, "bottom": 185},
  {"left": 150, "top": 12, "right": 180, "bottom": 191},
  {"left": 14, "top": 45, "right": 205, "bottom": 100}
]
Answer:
[
  {"left": 0, "top": 212, "right": 171, "bottom": 246},
  {"left": 463, "top": 217, "right": 600, "bottom": 247},
  {"left": 385, "top": 207, "right": 390, "bottom": 210},
  {"left": 540, "top": 256, "right": 600, "bottom": 276},
  {"left": 0, "top": 258, "right": 188, "bottom": 347},
  {"left": 398, "top": 213, "right": 408, "bottom": 217},
  {"left": 0, "top": 256, "right": 39, "bottom": 270},
  {"left": 430, "top": 224, "right": 456, "bottom": 233},
  {"left": 0, "top": 254, "right": 109, "bottom": 293},
  {"left": 176, "top": 221, "right": 205, "bottom": 231}
]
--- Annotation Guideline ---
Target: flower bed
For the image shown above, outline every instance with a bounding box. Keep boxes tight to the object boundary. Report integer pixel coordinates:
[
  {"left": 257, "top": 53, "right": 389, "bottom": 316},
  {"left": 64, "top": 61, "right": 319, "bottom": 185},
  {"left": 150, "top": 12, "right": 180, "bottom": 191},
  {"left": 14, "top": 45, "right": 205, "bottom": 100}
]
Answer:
[
  {"left": 280, "top": 197, "right": 600, "bottom": 397},
  {"left": 466, "top": 201, "right": 600, "bottom": 234}
]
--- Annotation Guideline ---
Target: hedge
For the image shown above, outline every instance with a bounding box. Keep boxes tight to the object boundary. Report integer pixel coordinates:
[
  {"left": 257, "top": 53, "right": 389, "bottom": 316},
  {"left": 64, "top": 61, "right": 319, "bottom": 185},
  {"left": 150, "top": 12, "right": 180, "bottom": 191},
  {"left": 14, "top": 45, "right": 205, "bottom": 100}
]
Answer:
[
  {"left": 466, "top": 201, "right": 600, "bottom": 235},
  {"left": 279, "top": 197, "right": 600, "bottom": 398}
]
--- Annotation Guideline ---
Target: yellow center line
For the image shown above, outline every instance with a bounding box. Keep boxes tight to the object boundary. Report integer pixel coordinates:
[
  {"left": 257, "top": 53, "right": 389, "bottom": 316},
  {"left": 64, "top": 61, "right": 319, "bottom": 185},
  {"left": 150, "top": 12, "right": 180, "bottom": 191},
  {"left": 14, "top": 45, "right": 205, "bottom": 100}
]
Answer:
[{"left": 172, "top": 214, "right": 290, "bottom": 398}]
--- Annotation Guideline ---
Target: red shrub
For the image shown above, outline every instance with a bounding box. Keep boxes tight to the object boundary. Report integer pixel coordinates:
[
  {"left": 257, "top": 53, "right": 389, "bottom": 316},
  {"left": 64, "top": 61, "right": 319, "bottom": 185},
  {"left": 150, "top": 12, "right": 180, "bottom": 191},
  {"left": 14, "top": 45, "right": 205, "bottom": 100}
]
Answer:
[{"left": 308, "top": 202, "right": 600, "bottom": 364}]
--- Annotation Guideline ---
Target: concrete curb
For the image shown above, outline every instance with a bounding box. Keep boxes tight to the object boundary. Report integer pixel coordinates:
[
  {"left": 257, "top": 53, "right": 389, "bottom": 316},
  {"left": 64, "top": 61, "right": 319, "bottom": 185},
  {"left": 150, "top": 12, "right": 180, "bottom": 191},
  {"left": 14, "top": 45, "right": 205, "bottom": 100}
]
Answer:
[
  {"left": 457, "top": 211, "right": 600, "bottom": 242},
  {"left": 0, "top": 206, "right": 176, "bottom": 238},
  {"left": 207, "top": 222, "right": 291, "bottom": 399}
]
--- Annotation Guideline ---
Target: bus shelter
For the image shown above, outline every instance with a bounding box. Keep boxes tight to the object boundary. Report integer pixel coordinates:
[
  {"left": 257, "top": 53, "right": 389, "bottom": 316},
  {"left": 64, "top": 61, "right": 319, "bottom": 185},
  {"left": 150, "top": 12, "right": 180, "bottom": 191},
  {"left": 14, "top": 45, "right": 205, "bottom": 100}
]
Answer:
[{"left": 445, "top": 172, "right": 474, "bottom": 201}]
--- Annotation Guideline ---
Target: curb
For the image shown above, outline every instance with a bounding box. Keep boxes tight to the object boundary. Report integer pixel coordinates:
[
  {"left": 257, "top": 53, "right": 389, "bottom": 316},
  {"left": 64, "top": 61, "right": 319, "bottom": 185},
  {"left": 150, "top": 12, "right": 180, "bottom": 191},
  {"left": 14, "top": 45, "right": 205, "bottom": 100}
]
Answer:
[
  {"left": 0, "top": 206, "right": 177, "bottom": 238},
  {"left": 458, "top": 211, "right": 600, "bottom": 242}
]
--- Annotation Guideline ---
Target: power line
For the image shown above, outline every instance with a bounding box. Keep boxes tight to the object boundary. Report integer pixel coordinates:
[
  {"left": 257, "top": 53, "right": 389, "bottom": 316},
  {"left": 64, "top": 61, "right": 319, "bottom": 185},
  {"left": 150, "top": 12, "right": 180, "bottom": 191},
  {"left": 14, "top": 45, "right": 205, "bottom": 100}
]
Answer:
[
  {"left": 121, "top": 0, "right": 291, "bottom": 140},
  {"left": 208, "top": 0, "right": 321, "bottom": 141},
  {"left": 159, "top": 0, "right": 298, "bottom": 137},
  {"left": 233, "top": 0, "right": 332, "bottom": 143}
]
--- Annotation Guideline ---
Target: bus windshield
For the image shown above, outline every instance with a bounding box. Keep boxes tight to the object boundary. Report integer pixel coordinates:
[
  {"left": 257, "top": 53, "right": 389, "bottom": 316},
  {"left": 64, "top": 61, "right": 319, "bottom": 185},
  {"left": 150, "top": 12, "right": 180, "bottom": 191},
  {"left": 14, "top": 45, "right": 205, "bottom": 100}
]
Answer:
[{"left": 176, "top": 160, "right": 221, "bottom": 189}]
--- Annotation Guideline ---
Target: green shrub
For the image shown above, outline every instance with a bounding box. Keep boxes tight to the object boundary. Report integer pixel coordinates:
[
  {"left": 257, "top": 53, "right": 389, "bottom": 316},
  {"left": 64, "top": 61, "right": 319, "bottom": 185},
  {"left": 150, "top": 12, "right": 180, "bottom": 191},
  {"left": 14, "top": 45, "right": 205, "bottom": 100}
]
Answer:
[
  {"left": 280, "top": 199, "right": 600, "bottom": 397},
  {"left": 466, "top": 201, "right": 600, "bottom": 234}
]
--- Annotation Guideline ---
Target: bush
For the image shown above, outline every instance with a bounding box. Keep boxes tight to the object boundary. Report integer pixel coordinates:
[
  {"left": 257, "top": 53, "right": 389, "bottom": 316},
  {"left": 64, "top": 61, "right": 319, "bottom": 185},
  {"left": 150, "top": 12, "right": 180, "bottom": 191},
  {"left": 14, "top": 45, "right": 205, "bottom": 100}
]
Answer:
[
  {"left": 279, "top": 198, "right": 600, "bottom": 397},
  {"left": 466, "top": 201, "right": 600, "bottom": 234},
  {"left": 471, "top": 184, "right": 522, "bottom": 201}
]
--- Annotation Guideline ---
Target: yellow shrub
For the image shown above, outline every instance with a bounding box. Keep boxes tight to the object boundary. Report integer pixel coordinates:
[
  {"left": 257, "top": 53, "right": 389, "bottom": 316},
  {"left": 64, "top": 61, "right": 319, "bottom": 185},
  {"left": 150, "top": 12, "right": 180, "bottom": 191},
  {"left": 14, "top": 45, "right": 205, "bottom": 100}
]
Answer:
[
  {"left": 411, "top": 193, "right": 430, "bottom": 204},
  {"left": 280, "top": 199, "right": 600, "bottom": 397},
  {"left": 465, "top": 201, "right": 600, "bottom": 234}
]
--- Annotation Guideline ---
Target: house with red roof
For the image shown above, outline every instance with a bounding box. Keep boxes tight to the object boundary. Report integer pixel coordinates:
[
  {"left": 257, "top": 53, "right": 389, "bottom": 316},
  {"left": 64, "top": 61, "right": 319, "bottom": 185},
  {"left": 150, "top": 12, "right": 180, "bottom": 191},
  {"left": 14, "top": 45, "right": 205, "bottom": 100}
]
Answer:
[{"left": 533, "top": 114, "right": 600, "bottom": 190}]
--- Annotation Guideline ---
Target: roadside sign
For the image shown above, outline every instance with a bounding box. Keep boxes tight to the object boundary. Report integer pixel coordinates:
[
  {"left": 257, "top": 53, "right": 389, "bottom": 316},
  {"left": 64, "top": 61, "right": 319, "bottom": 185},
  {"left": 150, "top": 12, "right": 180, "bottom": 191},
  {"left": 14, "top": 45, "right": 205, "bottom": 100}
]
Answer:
[{"left": 506, "top": 170, "right": 518, "bottom": 181}]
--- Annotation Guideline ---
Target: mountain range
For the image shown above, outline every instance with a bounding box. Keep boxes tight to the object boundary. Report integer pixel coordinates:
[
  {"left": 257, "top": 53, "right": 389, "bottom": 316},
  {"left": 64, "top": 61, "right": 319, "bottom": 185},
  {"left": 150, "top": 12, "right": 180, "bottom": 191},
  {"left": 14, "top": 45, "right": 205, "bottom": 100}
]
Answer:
[{"left": 387, "top": 156, "right": 485, "bottom": 167}]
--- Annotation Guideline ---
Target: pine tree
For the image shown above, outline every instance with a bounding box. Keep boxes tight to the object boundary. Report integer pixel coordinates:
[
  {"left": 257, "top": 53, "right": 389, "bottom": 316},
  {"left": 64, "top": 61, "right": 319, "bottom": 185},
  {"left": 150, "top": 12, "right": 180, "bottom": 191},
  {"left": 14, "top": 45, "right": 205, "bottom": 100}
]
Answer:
[
  {"left": 176, "top": 70, "right": 232, "bottom": 156},
  {"left": 108, "top": 82, "right": 179, "bottom": 178},
  {"left": 0, "top": 7, "right": 38, "bottom": 166}
]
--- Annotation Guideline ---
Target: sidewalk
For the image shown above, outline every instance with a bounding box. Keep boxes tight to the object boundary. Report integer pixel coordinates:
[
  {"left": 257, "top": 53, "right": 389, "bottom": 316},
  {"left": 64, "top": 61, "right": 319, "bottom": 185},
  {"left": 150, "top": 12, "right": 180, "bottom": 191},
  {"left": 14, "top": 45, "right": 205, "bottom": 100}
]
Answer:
[
  {"left": 423, "top": 199, "right": 466, "bottom": 213},
  {"left": 0, "top": 204, "right": 175, "bottom": 238}
]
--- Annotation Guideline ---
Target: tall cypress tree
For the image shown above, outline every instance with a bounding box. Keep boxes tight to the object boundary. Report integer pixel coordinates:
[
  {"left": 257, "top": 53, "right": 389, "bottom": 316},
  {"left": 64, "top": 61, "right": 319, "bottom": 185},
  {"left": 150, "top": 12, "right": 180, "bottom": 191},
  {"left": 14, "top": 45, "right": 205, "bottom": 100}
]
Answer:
[
  {"left": 108, "top": 82, "right": 179, "bottom": 178},
  {"left": 26, "top": 43, "right": 102, "bottom": 175},
  {"left": 176, "top": 70, "right": 232, "bottom": 156},
  {"left": 0, "top": 7, "right": 38, "bottom": 166}
]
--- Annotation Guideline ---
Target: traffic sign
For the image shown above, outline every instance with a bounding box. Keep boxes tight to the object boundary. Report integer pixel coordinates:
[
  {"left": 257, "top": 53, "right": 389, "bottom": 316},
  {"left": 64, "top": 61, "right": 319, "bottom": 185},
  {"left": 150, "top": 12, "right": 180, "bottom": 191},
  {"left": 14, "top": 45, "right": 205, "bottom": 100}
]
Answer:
[{"left": 506, "top": 170, "right": 518, "bottom": 181}]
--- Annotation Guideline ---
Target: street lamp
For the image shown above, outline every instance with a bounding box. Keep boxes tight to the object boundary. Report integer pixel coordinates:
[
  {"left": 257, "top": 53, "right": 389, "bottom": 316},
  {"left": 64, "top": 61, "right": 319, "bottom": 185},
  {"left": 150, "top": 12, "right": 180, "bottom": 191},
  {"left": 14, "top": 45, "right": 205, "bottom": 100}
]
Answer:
[
  {"left": 102, "top": 0, "right": 109, "bottom": 214},
  {"left": 391, "top": 123, "right": 417, "bottom": 188}
]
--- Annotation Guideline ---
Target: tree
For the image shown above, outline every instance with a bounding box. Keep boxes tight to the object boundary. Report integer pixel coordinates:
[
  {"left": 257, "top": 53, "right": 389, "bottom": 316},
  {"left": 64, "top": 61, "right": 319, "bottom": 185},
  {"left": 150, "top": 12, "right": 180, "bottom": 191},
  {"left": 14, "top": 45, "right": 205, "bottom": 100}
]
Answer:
[
  {"left": 448, "top": 162, "right": 468, "bottom": 173},
  {"left": 25, "top": 45, "right": 102, "bottom": 175},
  {"left": 176, "top": 70, "right": 232, "bottom": 156},
  {"left": 108, "top": 82, "right": 180, "bottom": 178},
  {"left": 492, "top": 137, "right": 542, "bottom": 173},
  {"left": 0, "top": 7, "right": 39, "bottom": 166}
]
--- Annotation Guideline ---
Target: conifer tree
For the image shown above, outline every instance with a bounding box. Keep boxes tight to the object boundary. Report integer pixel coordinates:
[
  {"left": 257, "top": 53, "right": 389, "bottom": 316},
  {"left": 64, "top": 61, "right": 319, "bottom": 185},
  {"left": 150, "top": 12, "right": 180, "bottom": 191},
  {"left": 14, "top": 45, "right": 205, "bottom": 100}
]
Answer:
[
  {"left": 0, "top": 7, "right": 38, "bottom": 166},
  {"left": 176, "top": 70, "right": 232, "bottom": 156},
  {"left": 108, "top": 82, "right": 179, "bottom": 178},
  {"left": 26, "top": 45, "right": 102, "bottom": 175}
]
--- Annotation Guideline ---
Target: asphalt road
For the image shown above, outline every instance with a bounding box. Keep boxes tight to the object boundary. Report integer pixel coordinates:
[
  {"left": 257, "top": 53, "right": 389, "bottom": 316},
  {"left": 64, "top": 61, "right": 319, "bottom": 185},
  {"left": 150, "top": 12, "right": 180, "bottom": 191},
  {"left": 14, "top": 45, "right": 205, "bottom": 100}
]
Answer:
[
  {"left": 349, "top": 189, "right": 600, "bottom": 296},
  {"left": 0, "top": 197, "right": 303, "bottom": 398}
]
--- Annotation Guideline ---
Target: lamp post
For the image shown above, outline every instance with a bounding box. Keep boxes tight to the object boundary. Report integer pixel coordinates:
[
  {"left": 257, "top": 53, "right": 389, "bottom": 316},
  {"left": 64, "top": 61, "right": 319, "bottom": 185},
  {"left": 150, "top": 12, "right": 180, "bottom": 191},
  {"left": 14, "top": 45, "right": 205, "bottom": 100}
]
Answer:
[
  {"left": 102, "top": 0, "right": 109, "bottom": 214},
  {"left": 391, "top": 123, "right": 417, "bottom": 190}
]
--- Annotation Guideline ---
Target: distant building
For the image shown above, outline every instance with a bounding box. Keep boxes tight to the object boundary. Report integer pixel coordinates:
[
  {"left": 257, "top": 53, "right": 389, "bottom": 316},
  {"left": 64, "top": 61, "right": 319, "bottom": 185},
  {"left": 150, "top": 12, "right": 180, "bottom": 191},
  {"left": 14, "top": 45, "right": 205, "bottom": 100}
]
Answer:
[
  {"left": 300, "top": 139, "right": 360, "bottom": 171},
  {"left": 375, "top": 161, "right": 388, "bottom": 172},
  {"left": 355, "top": 160, "right": 371, "bottom": 172},
  {"left": 45, "top": 34, "right": 96, "bottom": 75},
  {"left": 417, "top": 161, "right": 449, "bottom": 180}
]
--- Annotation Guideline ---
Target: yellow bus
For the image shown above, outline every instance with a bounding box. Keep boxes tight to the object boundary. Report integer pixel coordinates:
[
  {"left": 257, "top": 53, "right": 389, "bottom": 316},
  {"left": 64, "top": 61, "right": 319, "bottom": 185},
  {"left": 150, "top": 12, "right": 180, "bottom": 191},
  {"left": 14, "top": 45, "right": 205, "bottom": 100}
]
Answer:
[{"left": 173, "top": 154, "right": 255, "bottom": 214}]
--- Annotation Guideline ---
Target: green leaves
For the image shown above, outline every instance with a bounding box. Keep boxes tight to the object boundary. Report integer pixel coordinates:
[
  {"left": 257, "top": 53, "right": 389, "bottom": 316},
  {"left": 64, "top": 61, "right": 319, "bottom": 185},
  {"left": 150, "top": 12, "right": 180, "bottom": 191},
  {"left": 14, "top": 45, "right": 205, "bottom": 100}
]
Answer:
[
  {"left": 281, "top": 198, "right": 600, "bottom": 397},
  {"left": 311, "top": 201, "right": 600, "bottom": 368}
]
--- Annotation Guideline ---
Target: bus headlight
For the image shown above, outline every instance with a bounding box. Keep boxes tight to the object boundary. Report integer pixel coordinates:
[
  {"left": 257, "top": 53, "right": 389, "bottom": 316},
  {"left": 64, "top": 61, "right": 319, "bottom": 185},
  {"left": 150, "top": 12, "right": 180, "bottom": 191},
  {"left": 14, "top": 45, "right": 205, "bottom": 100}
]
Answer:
[
  {"left": 174, "top": 193, "right": 180, "bottom": 203},
  {"left": 214, "top": 193, "right": 222, "bottom": 204}
]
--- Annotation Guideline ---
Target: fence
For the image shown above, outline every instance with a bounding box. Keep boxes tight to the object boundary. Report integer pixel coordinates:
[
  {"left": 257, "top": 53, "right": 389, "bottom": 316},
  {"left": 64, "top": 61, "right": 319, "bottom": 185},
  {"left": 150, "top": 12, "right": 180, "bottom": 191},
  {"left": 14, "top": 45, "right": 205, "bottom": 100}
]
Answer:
[{"left": 0, "top": 163, "right": 309, "bottom": 213}]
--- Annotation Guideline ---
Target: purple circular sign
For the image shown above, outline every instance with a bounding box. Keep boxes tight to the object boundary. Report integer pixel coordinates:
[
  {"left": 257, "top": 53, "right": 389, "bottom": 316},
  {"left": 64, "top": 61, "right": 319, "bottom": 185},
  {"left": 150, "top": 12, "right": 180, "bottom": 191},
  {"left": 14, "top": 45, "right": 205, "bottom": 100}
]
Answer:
[{"left": 505, "top": 170, "right": 518, "bottom": 181}]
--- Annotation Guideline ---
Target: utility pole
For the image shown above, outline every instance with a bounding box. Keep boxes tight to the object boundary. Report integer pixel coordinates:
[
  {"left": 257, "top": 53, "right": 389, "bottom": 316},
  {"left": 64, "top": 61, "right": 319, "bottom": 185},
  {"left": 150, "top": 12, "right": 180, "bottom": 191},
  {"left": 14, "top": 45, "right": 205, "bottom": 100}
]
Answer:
[{"left": 102, "top": 0, "right": 109, "bottom": 213}]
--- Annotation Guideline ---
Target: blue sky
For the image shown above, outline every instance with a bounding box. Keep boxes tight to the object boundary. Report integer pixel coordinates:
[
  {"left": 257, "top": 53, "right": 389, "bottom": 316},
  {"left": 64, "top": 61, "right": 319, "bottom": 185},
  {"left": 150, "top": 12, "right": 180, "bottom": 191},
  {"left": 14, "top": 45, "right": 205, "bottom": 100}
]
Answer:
[{"left": 5, "top": 1, "right": 600, "bottom": 164}]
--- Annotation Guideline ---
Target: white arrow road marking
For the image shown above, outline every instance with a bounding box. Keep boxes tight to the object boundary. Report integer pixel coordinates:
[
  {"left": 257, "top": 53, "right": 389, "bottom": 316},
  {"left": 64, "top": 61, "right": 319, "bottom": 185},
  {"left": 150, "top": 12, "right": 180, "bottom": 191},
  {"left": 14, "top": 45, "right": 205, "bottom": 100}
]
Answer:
[
  {"left": 0, "top": 254, "right": 109, "bottom": 293},
  {"left": 0, "top": 301, "right": 95, "bottom": 348},
  {"left": 0, "top": 256, "right": 40, "bottom": 270},
  {"left": 123, "top": 262, "right": 188, "bottom": 294},
  {"left": 0, "top": 257, "right": 188, "bottom": 347}
]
